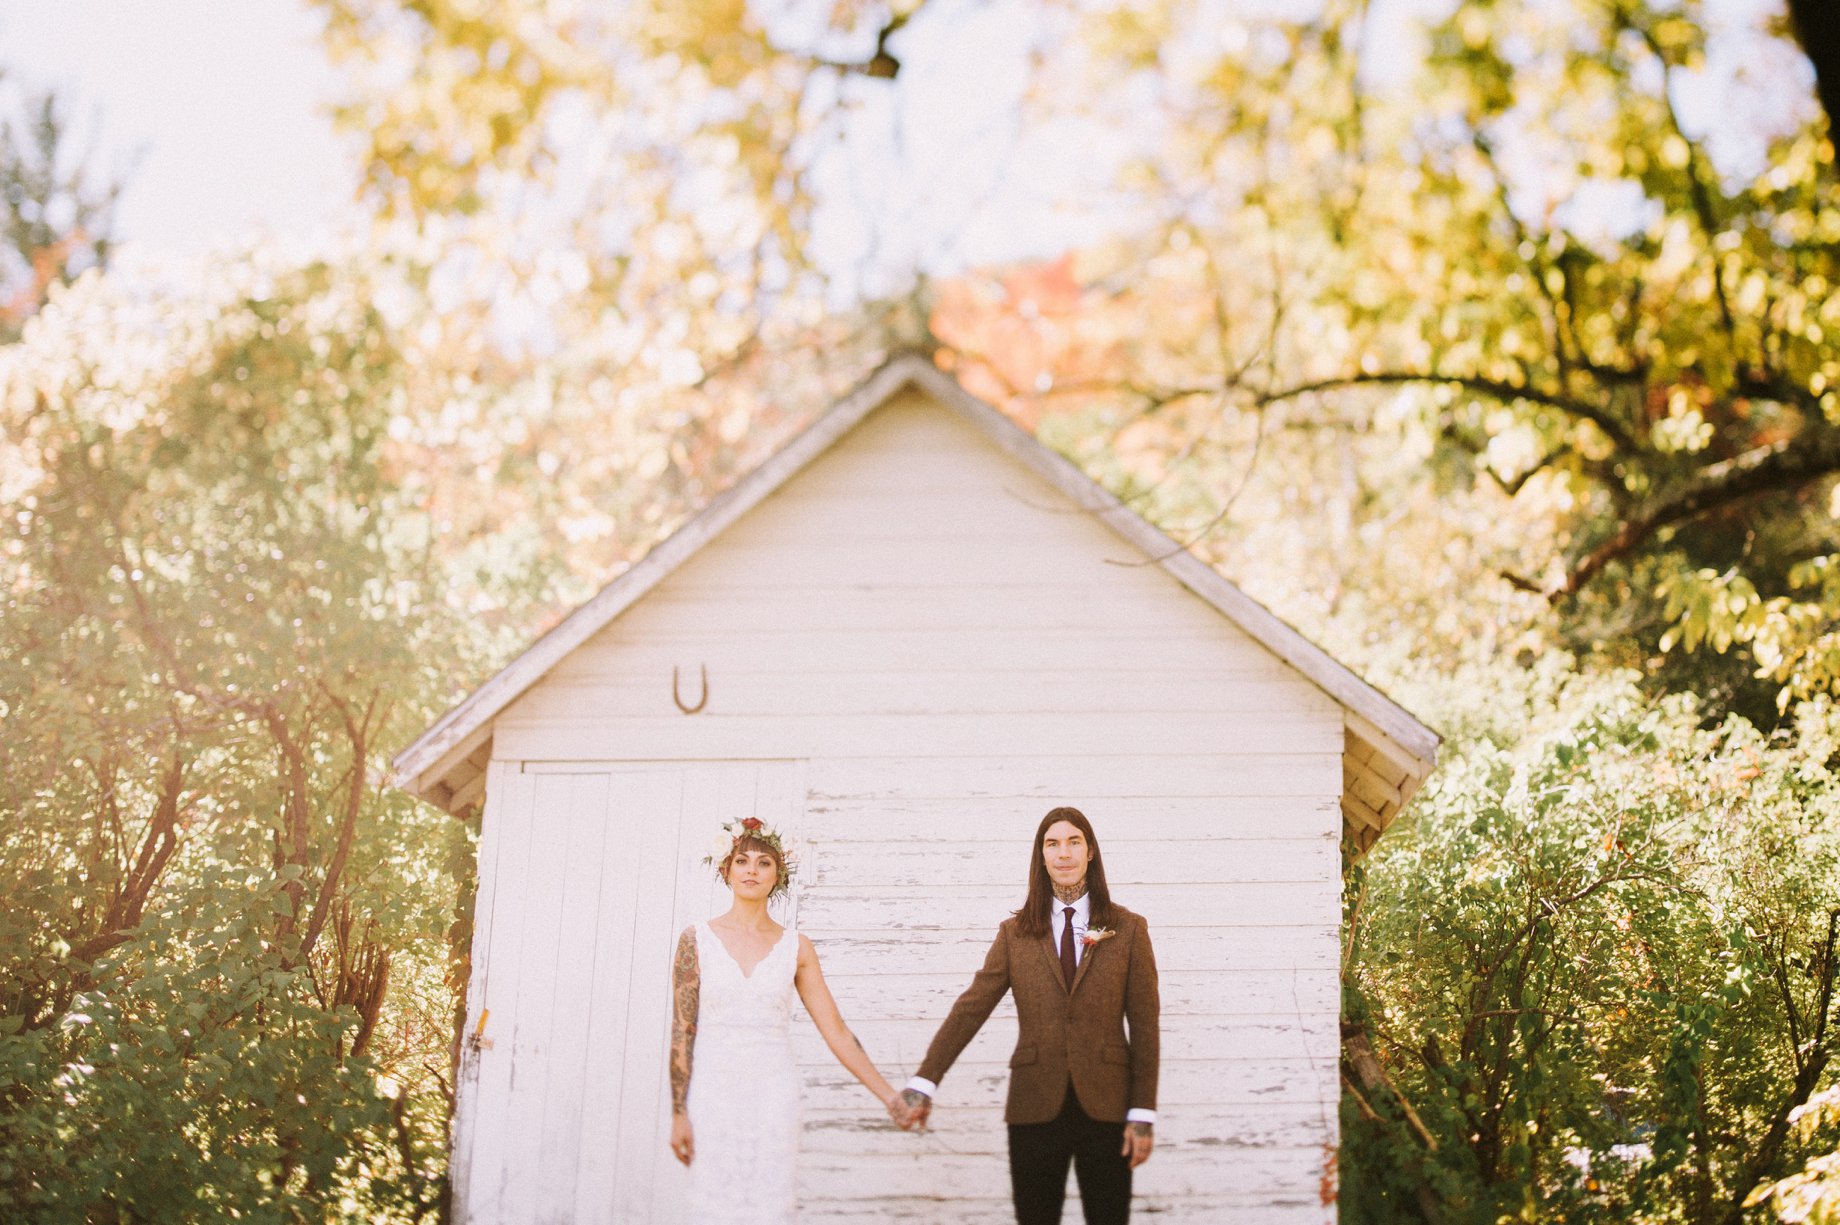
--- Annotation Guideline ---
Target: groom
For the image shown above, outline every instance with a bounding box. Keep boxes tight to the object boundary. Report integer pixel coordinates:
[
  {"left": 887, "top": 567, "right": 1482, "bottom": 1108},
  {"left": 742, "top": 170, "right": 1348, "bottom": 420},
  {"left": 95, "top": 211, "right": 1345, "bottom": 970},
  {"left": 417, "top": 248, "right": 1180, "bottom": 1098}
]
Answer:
[{"left": 897, "top": 807, "right": 1160, "bottom": 1225}]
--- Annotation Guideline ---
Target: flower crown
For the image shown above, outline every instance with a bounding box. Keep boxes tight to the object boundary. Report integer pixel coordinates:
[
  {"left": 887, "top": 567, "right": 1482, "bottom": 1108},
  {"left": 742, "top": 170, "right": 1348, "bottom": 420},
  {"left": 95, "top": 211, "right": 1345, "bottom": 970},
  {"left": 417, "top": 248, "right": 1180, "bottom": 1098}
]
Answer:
[{"left": 703, "top": 816, "right": 797, "bottom": 900}]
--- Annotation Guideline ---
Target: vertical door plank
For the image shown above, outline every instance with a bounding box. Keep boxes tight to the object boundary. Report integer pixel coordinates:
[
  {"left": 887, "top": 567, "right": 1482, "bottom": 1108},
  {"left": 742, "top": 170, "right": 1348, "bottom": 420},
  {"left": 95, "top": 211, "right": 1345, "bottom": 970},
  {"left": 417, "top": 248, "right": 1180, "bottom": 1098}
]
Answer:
[
  {"left": 535, "top": 773, "right": 613, "bottom": 1220},
  {"left": 457, "top": 766, "right": 536, "bottom": 1221},
  {"left": 613, "top": 766, "right": 692, "bottom": 1222},
  {"left": 496, "top": 771, "right": 577, "bottom": 1217},
  {"left": 450, "top": 761, "right": 515, "bottom": 1224},
  {"left": 574, "top": 770, "right": 656, "bottom": 1222}
]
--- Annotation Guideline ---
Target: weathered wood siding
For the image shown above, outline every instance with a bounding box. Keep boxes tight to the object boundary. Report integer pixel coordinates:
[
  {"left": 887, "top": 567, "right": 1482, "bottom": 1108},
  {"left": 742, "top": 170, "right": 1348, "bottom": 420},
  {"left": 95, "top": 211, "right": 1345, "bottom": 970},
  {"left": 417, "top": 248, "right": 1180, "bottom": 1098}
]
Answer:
[
  {"left": 464, "top": 390, "right": 1342, "bottom": 1222},
  {"left": 454, "top": 759, "right": 808, "bottom": 1224}
]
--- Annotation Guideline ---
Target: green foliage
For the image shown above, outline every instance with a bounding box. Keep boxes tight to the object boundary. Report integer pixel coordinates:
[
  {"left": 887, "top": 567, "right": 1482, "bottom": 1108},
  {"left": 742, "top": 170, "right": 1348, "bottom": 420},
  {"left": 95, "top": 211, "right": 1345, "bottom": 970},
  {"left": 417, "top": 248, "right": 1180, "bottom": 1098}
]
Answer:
[
  {"left": 0, "top": 872, "right": 407, "bottom": 1221},
  {"left": 1748, "top": 1086, "right": 1840, "bottom": 1223},
  {"left": 0, "top": 260, "right": 488, "bottom": 1220},
  {"left": 1008, "top": 0, "right": 1840, "bottom": 723},
  {"left": 1345, "top": 662, "right": 1840, "bottom": 1222}
]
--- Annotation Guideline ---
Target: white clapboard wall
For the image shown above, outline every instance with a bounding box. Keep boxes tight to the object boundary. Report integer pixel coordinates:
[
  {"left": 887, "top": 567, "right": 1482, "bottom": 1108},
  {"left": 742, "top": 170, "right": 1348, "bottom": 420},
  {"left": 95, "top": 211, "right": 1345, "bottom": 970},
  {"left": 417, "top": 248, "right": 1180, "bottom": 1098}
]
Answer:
[{"left": 455, "top": 391, "right": 1343, "bottom": 1224}]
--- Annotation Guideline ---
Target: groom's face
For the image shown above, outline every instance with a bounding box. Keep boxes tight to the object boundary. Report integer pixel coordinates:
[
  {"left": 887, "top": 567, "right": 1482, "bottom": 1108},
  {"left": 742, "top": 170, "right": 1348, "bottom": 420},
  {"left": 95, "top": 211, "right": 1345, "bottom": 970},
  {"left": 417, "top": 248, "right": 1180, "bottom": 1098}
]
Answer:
[{"left": 1041, "top": 821, "right": 1093, "bottom": 891}]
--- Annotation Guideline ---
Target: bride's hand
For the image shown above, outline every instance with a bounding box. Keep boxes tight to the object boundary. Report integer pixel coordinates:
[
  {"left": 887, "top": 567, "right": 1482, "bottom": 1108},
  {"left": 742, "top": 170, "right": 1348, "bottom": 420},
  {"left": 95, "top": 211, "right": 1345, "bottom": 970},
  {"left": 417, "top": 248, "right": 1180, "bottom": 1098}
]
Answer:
[
  {"left": 670, "top": 1112, "right": 694, "bottom": 1166},
  {"left": 888, "top": 1090, "right": 930, "bottom": 1131}
]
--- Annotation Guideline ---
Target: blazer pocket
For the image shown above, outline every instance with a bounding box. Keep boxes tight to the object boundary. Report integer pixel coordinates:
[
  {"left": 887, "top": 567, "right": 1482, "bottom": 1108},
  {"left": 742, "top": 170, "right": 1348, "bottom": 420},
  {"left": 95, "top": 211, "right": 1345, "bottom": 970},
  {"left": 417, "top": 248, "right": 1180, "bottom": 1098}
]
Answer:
[
  {"left": 1102, "top": 1044, "right": 1131, "bottom": 1067},
  {"left": 1009, "top": 1044, "right": 1039, "bottom": 1067}
]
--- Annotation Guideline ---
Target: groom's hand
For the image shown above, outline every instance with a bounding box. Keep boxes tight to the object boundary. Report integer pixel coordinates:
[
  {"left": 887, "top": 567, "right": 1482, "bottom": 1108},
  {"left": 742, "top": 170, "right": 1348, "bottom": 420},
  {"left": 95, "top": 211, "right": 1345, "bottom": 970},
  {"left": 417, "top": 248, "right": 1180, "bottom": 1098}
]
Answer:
[
  {"left": 898, "top": 1088, "right": 932, "bottom": 1131},
  {"left": 1122, "top": 1122, "right": 1153, "bottom": 1169}
]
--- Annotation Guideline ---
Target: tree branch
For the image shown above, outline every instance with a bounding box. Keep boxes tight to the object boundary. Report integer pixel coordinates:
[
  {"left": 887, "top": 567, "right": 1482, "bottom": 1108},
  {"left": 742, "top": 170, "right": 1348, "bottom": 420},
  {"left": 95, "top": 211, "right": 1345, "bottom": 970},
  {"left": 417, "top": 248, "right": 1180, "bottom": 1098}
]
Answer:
[
  {"left": 1718, "top": 915, "right": 1839, "bottom": 1225},
  {"left": 1554, "top": 430, "right": 1840, "bottom": 597},
  {"left": 1341, "top": 1016, "right": 1446, "bottom": 1224},
  {"left": 298, "top": 687, "right": 378, "bottom": 965},
  {"left": 1256, "top": 371, "right": 1638, "bottom": 453},
  {"left": 1471, "top": 130, "right": 1577, "bottom": 381},
  {"left": 1632, "top": 22, "right": 1743, "bottom": 365}
]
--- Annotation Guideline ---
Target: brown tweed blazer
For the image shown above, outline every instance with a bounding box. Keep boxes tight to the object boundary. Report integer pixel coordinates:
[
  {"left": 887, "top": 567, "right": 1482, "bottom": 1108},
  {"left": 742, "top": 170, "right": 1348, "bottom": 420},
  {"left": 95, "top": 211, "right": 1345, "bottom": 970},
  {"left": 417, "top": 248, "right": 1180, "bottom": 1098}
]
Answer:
[{"left": 916, "top": 904, "right": 1160, "bottom": 1126}]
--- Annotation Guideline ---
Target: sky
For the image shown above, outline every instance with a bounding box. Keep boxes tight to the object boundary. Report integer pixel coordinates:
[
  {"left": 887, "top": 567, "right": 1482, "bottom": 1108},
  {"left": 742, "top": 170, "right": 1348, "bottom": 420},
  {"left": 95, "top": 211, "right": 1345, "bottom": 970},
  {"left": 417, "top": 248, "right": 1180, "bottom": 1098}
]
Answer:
[
  {"left": 0, "top": 0, "right": 362, "bottom": 261},
  {"left": 0, "top": 0, "right": 1109, "bottom": 278},
  {"left": 0, "top": 0, "right": 1807, "bottom": 286},
  {"left": 0, "top": 0, "right": 1121, "bottom": 292}
]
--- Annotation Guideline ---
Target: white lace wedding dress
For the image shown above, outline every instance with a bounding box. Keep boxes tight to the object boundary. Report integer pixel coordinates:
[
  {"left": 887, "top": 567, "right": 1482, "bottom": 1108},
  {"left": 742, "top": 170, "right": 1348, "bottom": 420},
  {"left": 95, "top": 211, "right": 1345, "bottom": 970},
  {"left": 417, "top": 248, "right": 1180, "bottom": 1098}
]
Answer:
[{"left": 685, "top": 921, "right": 801, "bottom": 1224}]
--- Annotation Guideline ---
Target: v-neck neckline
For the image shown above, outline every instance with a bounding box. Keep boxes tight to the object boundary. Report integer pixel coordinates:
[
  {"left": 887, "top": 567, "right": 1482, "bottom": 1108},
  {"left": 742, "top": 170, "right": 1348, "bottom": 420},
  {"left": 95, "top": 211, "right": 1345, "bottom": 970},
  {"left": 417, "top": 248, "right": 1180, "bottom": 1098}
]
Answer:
[{"left": 704, "top": 921, "right": 788, "bottom": 980}]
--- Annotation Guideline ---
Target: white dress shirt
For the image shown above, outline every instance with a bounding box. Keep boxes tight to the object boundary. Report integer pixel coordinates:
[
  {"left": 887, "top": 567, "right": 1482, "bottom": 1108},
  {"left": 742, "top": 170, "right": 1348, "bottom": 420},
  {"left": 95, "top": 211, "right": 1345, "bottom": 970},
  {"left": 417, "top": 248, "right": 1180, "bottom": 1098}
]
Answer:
[
  {"left": 1051, "top": 893, "right": 1092, "bottom": 965},
  {"left": 907, "top": 892, "right": 1155, "bottom": 1125}
]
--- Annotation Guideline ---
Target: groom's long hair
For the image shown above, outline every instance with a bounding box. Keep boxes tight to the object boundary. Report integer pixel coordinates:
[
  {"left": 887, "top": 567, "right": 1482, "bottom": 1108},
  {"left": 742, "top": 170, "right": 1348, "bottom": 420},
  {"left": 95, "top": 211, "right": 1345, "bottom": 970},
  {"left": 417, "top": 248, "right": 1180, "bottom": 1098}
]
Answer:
[{"left": 1013, "top": 806, "right": 1114, "bottom": 938}]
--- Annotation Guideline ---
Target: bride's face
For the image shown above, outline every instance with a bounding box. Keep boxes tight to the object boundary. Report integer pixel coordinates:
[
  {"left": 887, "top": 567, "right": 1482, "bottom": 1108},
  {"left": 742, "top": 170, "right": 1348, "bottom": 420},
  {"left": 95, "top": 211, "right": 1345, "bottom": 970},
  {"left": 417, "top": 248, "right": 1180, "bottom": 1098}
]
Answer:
[{"left": 726, "top": 848, "right": 779, "bottom": 900}]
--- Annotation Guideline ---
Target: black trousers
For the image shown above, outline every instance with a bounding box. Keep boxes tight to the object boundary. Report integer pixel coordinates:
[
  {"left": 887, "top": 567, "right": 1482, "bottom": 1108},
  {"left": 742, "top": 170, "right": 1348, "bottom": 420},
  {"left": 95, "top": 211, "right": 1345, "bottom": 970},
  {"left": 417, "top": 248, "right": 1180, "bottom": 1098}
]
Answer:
[{"left": 1007, "top": 1084, "right": 1132, "bottom": 1225}]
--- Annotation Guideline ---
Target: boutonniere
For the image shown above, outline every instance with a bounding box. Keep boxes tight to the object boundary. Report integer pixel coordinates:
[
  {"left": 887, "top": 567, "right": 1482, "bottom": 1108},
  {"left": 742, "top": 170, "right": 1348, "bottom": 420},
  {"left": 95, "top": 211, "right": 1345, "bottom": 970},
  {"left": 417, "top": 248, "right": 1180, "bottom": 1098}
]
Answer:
[{"left": 1082, "top": 927, "right": 1115, "bottom": 947}]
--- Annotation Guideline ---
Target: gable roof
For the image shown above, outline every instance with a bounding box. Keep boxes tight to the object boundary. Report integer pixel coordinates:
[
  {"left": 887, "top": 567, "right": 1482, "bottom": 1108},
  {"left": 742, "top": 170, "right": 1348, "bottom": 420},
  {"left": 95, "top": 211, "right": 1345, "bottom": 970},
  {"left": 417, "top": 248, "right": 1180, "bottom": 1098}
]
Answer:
[{"left": 394, "top": 353, "right": 1439, "bottom": 846}]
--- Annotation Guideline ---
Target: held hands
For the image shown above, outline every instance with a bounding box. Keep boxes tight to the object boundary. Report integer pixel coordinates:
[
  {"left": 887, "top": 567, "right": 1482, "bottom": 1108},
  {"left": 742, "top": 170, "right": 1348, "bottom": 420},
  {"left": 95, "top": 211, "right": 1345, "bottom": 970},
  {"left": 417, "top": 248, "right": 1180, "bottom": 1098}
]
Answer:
[
  {"left": 1121, "top": 1121, "right": 1153, "bottom": 1169},
  {"left": 887, "top": 1088, "right": 931, "bottom": 1131}
]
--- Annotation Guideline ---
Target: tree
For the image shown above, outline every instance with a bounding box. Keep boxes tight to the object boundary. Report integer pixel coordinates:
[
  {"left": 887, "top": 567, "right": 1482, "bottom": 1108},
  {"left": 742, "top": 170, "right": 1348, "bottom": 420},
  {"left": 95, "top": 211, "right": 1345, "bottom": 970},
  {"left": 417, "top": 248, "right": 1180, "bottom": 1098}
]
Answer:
[
  {"left": 923, "top": 0, "right": 1840, "bottom": 720},
  {"left": 308, "top": 0, "right": 1840, "bottom": 720},
  {"left": 0, "top": 258, "right": 473, "bottom": 1219},
  {"left": 0, "top": 80, "right": 122, "bottom": 340},
  {"left": 1787, "top": 0, "right": 1840, "bottom": 139},
  {"left": 308, "top": 0, "right": 931, "bottom": 396},
  {"left": 1343, "top": 662, "right": 1840, "bottom": 1223}
]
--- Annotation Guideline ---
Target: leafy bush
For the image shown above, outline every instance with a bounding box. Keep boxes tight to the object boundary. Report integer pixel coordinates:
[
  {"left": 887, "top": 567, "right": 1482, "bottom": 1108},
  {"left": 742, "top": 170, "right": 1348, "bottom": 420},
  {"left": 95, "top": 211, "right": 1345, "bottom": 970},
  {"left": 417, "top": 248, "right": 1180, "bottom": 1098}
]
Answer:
[
  {"left": 0, "top": 260, "right": 476, "bottom": 1222},
  {"left": 1344, "top": 663, "right": 1840, "bottom": 1223}
]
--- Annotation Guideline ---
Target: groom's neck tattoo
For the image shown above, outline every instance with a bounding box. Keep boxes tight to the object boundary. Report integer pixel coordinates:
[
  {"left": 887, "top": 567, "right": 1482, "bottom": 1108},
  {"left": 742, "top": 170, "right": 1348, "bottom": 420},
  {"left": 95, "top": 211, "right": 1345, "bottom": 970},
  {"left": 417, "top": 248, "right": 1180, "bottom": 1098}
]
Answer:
[{"left": 1052, "top": 880, "right": 1085, "bottom": 905}]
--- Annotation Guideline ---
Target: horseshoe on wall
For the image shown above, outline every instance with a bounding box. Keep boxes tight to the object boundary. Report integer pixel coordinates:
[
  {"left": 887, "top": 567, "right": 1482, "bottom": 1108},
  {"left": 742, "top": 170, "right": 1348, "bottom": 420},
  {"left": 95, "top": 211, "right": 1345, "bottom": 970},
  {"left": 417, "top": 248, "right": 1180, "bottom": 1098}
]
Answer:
[{"left": 673, "top": 664, "right": 709, "bottom": 714}]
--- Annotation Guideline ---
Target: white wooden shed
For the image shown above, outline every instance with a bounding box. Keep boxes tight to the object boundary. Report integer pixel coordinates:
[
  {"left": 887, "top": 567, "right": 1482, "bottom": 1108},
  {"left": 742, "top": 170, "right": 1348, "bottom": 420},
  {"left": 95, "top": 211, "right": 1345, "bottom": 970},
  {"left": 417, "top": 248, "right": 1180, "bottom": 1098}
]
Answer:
[{"left": 394, "top": 353, "right": 1439, "bottom": 1224}]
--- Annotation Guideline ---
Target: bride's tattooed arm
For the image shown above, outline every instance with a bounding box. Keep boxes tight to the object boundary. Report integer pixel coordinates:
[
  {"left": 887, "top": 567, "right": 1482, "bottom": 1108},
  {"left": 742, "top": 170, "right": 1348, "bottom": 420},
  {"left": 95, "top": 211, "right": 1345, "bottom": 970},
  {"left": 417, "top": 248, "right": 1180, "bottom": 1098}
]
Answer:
[{"left": 670, "top": 926, "right": 700, "bottom": 1114}]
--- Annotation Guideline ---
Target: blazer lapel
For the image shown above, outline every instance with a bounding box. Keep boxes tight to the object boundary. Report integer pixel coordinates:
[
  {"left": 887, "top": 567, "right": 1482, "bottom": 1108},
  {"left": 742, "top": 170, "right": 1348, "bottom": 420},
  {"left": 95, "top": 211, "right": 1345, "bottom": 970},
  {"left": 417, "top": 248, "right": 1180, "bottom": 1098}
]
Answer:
[
  {"left": 1070, "top": 927, "right": 1106, "bottom": 996},
  {"left": 1040, "top": 931, "right": 1071, "bottom": 996}
]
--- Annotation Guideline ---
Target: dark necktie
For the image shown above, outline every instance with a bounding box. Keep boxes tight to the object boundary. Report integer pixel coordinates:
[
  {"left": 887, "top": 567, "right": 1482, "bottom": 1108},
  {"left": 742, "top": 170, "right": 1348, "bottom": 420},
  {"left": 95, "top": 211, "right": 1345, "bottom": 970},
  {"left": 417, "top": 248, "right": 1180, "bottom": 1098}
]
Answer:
[{"left": 1059, "top": 906, "right": 1077, "bottom": 990}]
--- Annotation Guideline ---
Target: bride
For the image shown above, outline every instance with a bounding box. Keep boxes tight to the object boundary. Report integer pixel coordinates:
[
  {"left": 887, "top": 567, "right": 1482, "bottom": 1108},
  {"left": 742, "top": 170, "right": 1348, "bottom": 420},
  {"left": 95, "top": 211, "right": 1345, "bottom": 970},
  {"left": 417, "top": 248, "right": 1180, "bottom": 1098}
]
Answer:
[{"left": 668, "top": 816, "right": 907, "bottom": 1223}]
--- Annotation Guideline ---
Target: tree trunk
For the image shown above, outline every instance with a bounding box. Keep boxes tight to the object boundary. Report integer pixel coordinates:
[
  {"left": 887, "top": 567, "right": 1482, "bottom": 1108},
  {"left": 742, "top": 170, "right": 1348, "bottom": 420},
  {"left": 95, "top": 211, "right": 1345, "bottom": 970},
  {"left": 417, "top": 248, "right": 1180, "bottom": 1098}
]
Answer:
[
  {"left": 1788, "top": 0, "right": 1840, "bottom": 141},
  {"left": 1342, "top": 1018, "right": 1446, "bottom": 1224}
]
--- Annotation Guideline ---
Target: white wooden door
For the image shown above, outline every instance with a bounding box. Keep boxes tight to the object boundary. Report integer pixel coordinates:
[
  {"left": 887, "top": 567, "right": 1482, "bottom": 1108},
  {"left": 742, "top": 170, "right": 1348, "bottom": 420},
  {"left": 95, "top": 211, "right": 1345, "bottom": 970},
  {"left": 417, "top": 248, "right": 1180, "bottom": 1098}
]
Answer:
[{"left": 452, "top": 759, "right": 807, "bottom": 1225}]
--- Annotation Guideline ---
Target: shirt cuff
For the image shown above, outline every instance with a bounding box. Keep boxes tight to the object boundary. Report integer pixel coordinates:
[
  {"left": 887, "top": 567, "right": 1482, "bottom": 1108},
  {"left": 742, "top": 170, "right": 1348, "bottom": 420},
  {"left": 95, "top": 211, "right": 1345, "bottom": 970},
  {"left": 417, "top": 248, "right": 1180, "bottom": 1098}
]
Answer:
[
  {"left": 1125, "top": 1109, "right": 1156, "bottom": 1125},
  {"left": 905, "top": 1076, "right": 937, "bottom": 1098}
]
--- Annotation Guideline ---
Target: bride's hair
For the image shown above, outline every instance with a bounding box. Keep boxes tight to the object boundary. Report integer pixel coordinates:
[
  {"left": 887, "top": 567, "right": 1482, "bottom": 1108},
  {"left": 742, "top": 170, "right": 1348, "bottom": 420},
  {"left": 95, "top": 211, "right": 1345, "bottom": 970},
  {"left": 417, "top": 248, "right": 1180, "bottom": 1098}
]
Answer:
[{"left": 1013, "top": 806, "right": 1113, "bottom": 938}]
